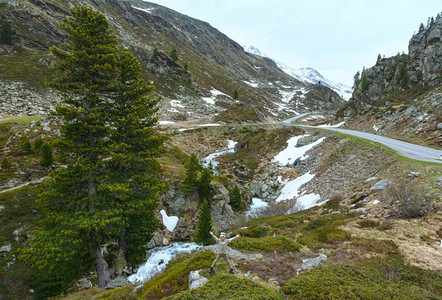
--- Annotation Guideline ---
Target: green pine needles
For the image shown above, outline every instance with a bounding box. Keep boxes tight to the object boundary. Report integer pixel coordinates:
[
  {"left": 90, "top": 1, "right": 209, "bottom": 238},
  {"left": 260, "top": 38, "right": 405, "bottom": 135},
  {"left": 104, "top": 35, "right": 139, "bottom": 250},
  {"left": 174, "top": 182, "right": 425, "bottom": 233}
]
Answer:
[
  {"left": 194, "top": 199, "right": 213, "bottom": 245},
  {"left": 181, "top": 153, "right": 201, "bottom": 194},
  {"left": 20, "top": 5, "right": 165, "bottom": 296},
  {"left": 229, "top": 185, "right": 242, "bottom": 211}
]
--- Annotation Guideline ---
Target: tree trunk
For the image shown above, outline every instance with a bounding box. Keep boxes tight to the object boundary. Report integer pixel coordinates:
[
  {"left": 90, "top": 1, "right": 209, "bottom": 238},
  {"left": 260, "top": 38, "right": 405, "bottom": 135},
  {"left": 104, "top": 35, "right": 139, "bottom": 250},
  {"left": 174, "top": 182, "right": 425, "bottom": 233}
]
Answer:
[{"left": 92, "top": 247, "right": 111, "bottom": 288}]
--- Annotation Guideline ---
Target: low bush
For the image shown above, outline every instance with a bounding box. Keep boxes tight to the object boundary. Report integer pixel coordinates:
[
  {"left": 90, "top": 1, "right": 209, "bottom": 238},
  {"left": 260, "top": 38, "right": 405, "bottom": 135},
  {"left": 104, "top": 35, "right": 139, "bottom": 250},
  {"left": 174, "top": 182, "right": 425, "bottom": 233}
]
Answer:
[
  {"left": 166, "top": 274, "right": 279, "bottom": 300},
  {"left": 298, "top": 213, "right": 353, "bottom": 249},
  {"left": 350, "top": 237, "right": 399, "bottom": 256},
  {"left": 357, "top": 219, "right": 380, "bottom": 228},
  {"left": 282, "top": 258, "right": 442, "bottom": 299},
  {"left": 229, "top": 236, "right": 301, "bottom": 253},
  {"left": 385, "top": 181, "right": 434, "bottom": 218},
  {"left": 142, "top": 250, "right": 216, "bottom": 299}
]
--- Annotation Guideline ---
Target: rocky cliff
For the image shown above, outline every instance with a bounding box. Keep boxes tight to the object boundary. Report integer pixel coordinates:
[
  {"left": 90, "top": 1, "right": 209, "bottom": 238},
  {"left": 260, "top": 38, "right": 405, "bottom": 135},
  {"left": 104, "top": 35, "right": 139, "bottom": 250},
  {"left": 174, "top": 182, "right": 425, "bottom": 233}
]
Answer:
[
  {"left": 0, "top": 0, "right": 344, "bottom": 122},
  {"left": 340, "top": 15, "right": 441, "bottom": 146}
]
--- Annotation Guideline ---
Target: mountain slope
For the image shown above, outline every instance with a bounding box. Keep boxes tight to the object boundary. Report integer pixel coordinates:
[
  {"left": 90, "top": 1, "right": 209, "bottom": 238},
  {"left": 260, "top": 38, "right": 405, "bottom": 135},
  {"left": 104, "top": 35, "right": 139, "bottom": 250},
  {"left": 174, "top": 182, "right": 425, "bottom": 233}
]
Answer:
[
  {"left": 0, "top": 0, "right": 344, "bottom": 123},
  {"left": 244, "top": 46, "right": 353, "bottom": 100}
]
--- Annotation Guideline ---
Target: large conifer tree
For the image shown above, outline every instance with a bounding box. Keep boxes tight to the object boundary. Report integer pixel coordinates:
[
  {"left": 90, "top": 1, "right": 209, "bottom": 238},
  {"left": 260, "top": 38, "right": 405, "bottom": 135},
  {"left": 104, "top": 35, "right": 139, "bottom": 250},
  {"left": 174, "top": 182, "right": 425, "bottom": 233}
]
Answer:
[
  {"left": 104, "top": 48, "right": 167, "bottom": 267},
  {"left": 21, "top": 6, "right": 164, "bottom": 293}
]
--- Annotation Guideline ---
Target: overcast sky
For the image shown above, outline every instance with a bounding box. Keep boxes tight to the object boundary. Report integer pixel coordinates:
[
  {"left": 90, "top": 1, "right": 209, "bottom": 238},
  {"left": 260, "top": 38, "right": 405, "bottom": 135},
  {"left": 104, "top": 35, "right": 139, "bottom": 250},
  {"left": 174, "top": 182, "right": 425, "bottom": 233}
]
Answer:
[{"left": 145, "top": 0, "right": 440, "bottom": 86}]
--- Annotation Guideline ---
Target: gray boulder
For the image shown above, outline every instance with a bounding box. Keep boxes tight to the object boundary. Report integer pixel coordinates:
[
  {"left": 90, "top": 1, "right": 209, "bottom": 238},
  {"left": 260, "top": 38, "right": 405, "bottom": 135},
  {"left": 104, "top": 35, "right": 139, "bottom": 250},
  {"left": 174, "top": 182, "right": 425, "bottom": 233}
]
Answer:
[
  {"left": 301, "top": 253, "right": 327, "bottom": 271},
  {"left": 249, "top": 182, "right": 262, "bottom": 197},
  {"left": 211, "top": 200, "right": 239, "bottom": 231},
  {"left": 77, "top": 278, "right": 93, "bottom": 290},
  {"left": 105, "top": 276, "right": 129, "bottom": 289},
  {"left": 370, "top": 180, "right": 390, "bottom": 192},
  {"left": 188, "top": 270, "right": 208, "bottom": 289},
  {"left": 437, "top": 123, "right": 442, "bottom": 130},
  {"left": 296, "top": 136, "right": 316, "bottom": 147},
  {"left": 0, "top": 244, "right": 11, "bottom": 253}
]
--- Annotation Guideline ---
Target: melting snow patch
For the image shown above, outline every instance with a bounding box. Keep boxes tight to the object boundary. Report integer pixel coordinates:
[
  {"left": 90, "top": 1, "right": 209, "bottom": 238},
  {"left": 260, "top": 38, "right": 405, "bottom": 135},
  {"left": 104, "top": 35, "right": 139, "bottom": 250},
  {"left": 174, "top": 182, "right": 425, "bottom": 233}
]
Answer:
[
  {"left": 132, "top": 6, "right": 154, "bottom": 14},
  {"left": 243, "top": 80, "right": 259, "bottom": 88},
  {"left": 318, "top": 121, "right": 345, "bottom": 128},
  {"left": 273, "top": 135, "right": 325, "bottom": 166},
  {"left": 128, "top": 243, "right": 201, "bottom": 283},
  {"left": 171, "top": 100, "right": 185, "bottom": 108},
  {"left": 276, "top": 172, "right": 316, "bottom": 202},
  {"left": 290, "top": 193, "right": 322, "bottom": 212},
  {"left": 178, "top": 128, "right": 194, "bottom": 132},
  {"left": 371, "top": 200, "right": 380, "bottom": 205},
  {"left": 160, "top": 209, "right": 179, "bottom": 232},
  {"left": 202, "top": 89, "right": 230, "bottom": 105},
  {"left": 197, "top": 123, "right": 221, "bottom": 127},
  {"left": 159, "top": 121, "right": 176, "bottom": 125},
  {"left": 202, "top": 96, "right": 215, "bottom": 105}
]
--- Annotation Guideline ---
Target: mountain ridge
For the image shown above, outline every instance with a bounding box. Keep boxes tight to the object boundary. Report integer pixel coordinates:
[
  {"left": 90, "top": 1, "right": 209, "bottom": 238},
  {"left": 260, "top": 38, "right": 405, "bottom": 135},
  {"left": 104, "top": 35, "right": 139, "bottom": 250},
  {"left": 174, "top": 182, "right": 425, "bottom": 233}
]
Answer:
[
  {"left": 244, "top": 45, "right": 353, "bottom": 100},
  {"left": 0, "top": 0, "right": 344, "bottom": 123}
]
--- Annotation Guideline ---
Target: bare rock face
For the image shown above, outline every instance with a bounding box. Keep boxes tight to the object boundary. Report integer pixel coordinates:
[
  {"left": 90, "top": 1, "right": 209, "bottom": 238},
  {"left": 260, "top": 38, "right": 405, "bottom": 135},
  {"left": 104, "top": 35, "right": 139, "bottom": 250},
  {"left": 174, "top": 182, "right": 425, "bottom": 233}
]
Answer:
[
  {"left": 348, "top": 18, "right": 441, "bottom": 112},
  {"left": 409, "top": 21, "right": 442, "bottom": 86}
]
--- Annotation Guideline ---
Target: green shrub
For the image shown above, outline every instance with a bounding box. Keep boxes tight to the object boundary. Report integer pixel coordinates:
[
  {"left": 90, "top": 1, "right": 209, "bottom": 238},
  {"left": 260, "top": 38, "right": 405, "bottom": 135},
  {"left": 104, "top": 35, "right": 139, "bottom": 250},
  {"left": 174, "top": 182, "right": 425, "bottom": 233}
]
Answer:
[
  {"left": 282, "top": 259, "right": 442, "bottom": 299},
  {"left": 40, "top": 143, "right": 53, "bottom": 167},
  {"left": 298, "top": 213, "right": 352, "bottom": 249},
  {"left": 20, "top": 135, "right": 32, "bottom": 153},
  {"left": 229, "top": 236, "right": 301, "bottom": 253},
  {"left": 1, "top": 157, "right": 11, "bottom": 170},
  {"left": 142, "top": 250, "right": 216, "bottom": 299},
  {"left": 33, "top": 138, "right": 44, "bottom": 152},
  {"left": 350, "top": 237, "right": 399, "bottom": 256},
  {"left": 167, "top": 275, "right": 279, "bottom": 300}
]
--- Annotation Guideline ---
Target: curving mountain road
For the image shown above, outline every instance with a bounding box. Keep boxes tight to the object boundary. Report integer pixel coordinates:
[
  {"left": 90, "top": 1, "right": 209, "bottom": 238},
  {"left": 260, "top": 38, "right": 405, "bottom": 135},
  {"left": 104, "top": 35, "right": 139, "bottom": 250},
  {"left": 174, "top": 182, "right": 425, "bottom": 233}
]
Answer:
[{"left": 282, "top": 116, "right": 442, "bottom": 164}]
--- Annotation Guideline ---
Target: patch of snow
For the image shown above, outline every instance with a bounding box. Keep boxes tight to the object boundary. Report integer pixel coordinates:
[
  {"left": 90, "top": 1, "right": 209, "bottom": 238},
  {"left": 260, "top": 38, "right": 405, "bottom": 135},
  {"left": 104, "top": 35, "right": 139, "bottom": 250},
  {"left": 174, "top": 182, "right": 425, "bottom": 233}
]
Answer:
[
  {"left": 171, "top": 100, "right": 185, "bottom": 108},
  {"left": 318, "top": 121, "right": 345, "bottom": 128},
  {"left": 243, "top": 80, "right": 259, "bottom": 88},
  {"left": 306, "top": 115, "right": 326, "bottom": 120},
  {"left": 202, "top": 97, "right": 215, "bottom": 105},
  {"left": 292, "top": 193, "right": 322, "bottom": 211},
  {"left": 178, "top": 128, "right": 194, "bottom": 132},
  {"left": 202, "top": 89, "right": 230, "bottom": 105},
  {"left": 132, "top": 6, "right": 154, "bottom": 14},
  {"left": 197, "top": 123, "right": 221, "bottom": 127},
  {"left": 245, "top": 198, "right": 268, "bottom": 218},
  {"left": 371, "top": 200, "right": 380, "bottom": 205},
  {"left": 373, "top": 124, "right": 381, "bottom": 131},
  {"left": 128, "top": 243, "right": 201, "bottom": 283},
  {"left": 160, "top": 209, "right": 179, "bottom": 232},
  {"left": 273, "top": 135, "right": 325, "bottom": 166},
  {"left": 276, "top": 172, "right": 316, "bottom": 202},
  {"left": 159, "top": 121, "right": 176, "bottom": 125}
]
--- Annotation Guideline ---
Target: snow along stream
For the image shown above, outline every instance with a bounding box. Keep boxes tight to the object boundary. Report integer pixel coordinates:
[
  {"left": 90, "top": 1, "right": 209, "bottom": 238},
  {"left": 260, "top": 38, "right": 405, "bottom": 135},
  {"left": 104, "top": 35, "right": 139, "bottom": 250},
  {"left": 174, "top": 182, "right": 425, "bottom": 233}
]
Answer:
[
  {"left": 128, "top": 242, "right": 202, "bottom": 283},
  {"left": 201, "top": 140, "right": 237, "bottom": 173}
]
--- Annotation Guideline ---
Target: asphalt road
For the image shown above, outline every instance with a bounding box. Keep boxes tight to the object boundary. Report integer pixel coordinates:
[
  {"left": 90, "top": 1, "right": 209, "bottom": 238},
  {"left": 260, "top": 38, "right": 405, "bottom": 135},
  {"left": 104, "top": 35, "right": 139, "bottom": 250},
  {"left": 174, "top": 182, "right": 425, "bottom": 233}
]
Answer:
[{"left": 282, "top": 117, "right": 442, "bottom": 164}]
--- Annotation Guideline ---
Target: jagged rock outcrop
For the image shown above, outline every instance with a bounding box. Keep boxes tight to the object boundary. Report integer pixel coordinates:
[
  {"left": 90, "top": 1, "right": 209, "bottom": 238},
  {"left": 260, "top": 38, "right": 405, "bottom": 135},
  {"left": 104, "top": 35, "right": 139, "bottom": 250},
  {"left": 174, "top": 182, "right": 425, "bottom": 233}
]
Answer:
[
  {"left": 339, "top": 16, "right": 441, "bottom": 146},
  {"left": 347, "top": 18, "right": 441, "bottom": 111}
]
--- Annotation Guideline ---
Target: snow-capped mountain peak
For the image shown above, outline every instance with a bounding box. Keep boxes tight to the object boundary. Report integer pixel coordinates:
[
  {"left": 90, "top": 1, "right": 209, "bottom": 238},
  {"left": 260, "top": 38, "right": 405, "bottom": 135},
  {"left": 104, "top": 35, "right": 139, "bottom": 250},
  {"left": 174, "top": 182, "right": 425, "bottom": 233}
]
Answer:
[{"left": 244, "top": 46, "right": 352, "bottom": 100}]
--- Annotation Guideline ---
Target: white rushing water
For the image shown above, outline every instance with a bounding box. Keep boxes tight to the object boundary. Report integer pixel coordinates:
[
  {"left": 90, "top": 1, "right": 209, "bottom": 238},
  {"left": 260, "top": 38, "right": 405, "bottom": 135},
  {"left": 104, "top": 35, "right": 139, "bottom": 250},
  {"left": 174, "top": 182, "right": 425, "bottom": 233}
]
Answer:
[
  {"left": 245, "top": 197, "right": 269, "bottom": 218},
  {"left": 201, "top": 140, "right": 237, "bottom": 172},
  {"left": 128, "top": 242, "right": 202, "bottom": 283}
]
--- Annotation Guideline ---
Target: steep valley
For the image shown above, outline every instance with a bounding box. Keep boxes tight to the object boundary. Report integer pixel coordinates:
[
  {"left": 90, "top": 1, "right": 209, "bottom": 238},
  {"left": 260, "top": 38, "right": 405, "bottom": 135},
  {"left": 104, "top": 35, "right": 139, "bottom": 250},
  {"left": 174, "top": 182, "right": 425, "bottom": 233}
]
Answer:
[{"left": 0, "top": 1, "right": 441, "bottom": 299}]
